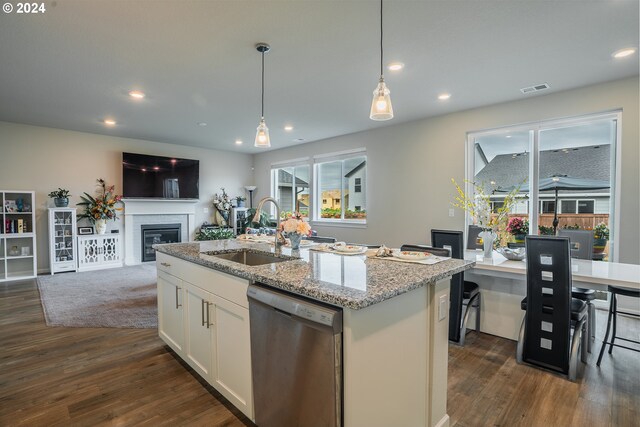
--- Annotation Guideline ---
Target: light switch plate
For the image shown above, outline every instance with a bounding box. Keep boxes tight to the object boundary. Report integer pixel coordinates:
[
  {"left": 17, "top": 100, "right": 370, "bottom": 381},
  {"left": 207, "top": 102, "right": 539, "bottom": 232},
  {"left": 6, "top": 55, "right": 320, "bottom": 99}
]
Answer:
[
  {"left": 448, "top": 208, "right": 455, "bottom": 217},
  {"left": 438, "top": 294, "right": 448, "bottom": 321},
  {"left": 203, "top": 207, "right": 209, "bottom": 213}
]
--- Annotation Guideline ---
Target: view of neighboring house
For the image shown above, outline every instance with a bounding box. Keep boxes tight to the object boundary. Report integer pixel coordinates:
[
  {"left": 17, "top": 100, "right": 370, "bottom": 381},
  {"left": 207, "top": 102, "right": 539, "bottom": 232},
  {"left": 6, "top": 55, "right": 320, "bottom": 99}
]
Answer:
[
  {"left": 344, "top": 160, "right": 366, "bottom": 212},
  {"left": 276, "top": 169, "right": 309, "bottom": 214},
  {"left": 475, "top": 144, "right": 611, "bottom": 229}
]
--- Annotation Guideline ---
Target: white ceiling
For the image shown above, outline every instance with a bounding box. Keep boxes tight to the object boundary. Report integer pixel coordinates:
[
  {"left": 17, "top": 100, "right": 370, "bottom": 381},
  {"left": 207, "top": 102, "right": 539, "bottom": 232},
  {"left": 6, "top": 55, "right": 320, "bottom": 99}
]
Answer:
[{"left": 0, "top": 0, "right": 638, "bottom": 154}]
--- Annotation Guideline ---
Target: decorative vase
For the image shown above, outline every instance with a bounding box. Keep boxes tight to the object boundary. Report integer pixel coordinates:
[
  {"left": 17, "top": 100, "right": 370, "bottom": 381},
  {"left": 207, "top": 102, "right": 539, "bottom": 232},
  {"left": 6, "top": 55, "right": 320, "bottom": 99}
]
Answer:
[
  {"left": 288, "top": 233, "right": 303, "bottom": 249},
  {"left": 214, "top": 210, "right": 228, "bottom": 227},
  {"left": 54, "top": 197, "right": 69, "bottom": 207},
  {"left": 593, "top": 238, "right": 607, "bottom": 254},
  {"left": 237, "top": 200, "right": 245, "bottom": 208},
  {"left": 95, "top": 219, "right": 107, "bottom": 235},
  {"left": 479, "top": 230, "right": 496, "bottom": 260}
]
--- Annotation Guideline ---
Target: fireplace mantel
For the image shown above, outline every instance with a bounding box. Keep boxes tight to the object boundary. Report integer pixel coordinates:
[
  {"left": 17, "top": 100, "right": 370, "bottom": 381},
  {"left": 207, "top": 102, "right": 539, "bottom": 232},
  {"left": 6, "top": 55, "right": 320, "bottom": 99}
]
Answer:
[{"left": 122, "top": 199, "right": 197, "bottom": 265}]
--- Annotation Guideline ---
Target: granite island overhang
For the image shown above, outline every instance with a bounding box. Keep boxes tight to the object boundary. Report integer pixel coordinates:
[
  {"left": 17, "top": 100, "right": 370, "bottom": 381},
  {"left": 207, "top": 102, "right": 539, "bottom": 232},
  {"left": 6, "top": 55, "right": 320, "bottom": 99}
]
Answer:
[{"left": 154, "top": 240, "right": 475, "bottom": 427}]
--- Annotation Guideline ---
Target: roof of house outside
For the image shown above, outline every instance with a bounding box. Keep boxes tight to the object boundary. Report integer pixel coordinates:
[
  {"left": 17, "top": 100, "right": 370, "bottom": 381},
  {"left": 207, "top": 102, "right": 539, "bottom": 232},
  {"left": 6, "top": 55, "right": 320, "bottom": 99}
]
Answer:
[
  {"left": 345, "top": 161, "right": 366, "bottom": 178},
  {"left": 277, "top": 169, "right": 309, "bottom": 188},
  {"left": 475, "top": 144, "right": 610, "bottom": 194}
]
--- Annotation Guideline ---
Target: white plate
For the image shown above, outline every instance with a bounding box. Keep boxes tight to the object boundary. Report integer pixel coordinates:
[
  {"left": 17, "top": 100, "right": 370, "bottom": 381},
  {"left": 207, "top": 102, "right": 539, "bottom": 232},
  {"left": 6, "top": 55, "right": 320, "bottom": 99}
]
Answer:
[
  {"left": 392, "top": 250, "right": 430, "bottom": 260},
  {"left": 332, "top": 245, "right": 364, "bottom": 253}
]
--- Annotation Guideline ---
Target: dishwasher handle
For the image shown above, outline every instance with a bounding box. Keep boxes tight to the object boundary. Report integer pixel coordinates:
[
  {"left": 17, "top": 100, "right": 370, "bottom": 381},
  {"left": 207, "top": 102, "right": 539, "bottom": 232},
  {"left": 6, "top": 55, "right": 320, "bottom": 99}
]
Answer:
[{"left": 248, "top": 284, "right": 342, "bottom": 333}]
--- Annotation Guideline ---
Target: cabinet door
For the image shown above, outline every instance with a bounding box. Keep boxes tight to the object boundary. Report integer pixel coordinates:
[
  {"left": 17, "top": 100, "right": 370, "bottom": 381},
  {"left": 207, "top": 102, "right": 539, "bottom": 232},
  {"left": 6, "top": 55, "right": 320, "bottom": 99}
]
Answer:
[
  {"left": 212, "top": 295, "right": 253, "bottom": 418},
  {"left": 157, "top": 271, "right": 185, "bottom": 355},
  {"left": 184, "top": 283, "right": 214, "bottom": 381}
]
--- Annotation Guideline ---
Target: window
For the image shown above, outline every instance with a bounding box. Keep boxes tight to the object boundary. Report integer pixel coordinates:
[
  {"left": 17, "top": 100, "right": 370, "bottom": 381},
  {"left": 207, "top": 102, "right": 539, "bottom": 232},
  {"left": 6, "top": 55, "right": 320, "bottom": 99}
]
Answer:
[
  {"left": 314, "top": 151, "right": 366, "bottom": 222},
  {"left": 355, "top": 178, "right": 362, "bottom": 193},
  {"left": 577, "top": 200, "right": 595, "bottom": 214},
  {"left": 271, "top": 163, "right": 310, "bottom": 218},
  {"left": 469, "top": 111, "right": 619, "bottom": 260}
]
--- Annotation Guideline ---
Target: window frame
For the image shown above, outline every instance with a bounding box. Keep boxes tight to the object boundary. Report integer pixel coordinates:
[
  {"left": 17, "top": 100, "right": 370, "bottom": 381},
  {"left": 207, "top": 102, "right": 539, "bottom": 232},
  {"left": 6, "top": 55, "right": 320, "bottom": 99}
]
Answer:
[{"left": 465, "top": 110, "right": 621, "bottom": 261}]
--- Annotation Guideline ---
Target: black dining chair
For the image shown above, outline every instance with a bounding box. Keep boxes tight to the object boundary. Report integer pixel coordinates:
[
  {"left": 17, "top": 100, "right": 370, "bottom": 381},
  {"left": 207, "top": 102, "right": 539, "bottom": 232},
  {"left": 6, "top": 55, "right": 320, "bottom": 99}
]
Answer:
[
  {"left": 306, "top": 236, "right": 337, "bottom": 243},
  {"left": 558, "top": 229, "right": 597, "bottom": 352},
  {"left": 400, "top": 244, "right": 450, "bottom": 258},
  {"left": 346, "top": 243, "right": 381, "bottom": 249},
  {"left": 431, "top": 229, "right": 481, "bottom": 345},
  {"left": 516, "top": 236, "right": 588, "bottom": 381},
  {"left": 467, "top": 225, "right": 483, "bottom": 250}
]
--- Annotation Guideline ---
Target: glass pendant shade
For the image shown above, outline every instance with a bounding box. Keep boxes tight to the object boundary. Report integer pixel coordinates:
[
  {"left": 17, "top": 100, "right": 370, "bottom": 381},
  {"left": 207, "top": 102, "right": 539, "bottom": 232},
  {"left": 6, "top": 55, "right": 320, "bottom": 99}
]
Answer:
[
  {"left": 255, "top": 117, "right": 271, "bottom": 148},
  {"left": 369, "top": 78, "right": 393, "bottom": 121}
]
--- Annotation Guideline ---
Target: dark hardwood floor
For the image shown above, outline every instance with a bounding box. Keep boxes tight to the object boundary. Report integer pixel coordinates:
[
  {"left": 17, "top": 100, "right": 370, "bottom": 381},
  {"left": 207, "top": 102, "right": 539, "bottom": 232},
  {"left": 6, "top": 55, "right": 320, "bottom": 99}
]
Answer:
[{"left": 1, "top": 278, "right": 638, "bottom": 426}]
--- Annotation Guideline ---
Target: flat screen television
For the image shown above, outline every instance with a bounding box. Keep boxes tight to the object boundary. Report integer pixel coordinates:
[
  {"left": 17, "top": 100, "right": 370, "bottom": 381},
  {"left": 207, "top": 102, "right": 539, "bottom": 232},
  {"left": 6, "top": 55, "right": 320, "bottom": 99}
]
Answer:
[{"left": 122, "top": 152, "right": 199, "bottom": 199}]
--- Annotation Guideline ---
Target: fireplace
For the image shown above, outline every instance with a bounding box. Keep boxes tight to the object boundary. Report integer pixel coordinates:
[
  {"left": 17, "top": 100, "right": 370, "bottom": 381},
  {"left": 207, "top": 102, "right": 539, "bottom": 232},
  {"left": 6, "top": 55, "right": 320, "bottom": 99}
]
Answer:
[{"left": 141, "top": 224, "right": 181, "bottom": 262}]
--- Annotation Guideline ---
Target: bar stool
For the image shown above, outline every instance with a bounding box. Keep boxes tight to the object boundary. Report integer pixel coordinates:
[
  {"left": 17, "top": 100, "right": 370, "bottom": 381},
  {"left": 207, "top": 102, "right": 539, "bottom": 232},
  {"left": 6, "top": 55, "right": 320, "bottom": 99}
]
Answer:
[
  {"left": 558, "top": 229, "right": 597, "bottom": 352},
  {"left": 596, "top": 285, "right": 640, "bottom": 367},
  {"left": 431, "top": 229, "right": 481, "bottom": 346},
  {"left": 516, "top": 236, "right": 588, "bottom": 381}
]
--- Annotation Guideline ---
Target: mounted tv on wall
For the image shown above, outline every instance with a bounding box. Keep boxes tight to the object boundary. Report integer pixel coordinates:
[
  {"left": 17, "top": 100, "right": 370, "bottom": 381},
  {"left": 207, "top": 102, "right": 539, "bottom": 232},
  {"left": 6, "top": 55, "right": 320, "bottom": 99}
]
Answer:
[{"left": 122, "top": 152, "right": 199, "bottom": 199}]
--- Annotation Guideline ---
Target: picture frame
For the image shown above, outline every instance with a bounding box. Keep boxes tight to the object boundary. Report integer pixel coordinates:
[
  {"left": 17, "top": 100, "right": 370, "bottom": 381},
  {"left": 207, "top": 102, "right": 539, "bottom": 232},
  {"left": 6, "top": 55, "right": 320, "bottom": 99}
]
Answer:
[{"left": 78, "top": 226, "right": 94, "bottom": 235}]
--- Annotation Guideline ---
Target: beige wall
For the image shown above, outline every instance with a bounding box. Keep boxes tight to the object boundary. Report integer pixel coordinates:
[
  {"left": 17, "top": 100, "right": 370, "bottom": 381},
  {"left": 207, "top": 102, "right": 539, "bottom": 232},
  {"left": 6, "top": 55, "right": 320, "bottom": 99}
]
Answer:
[
  {"left": 0, "top": 122, "right": 254, "bottom": 273},
  {"left": 253, "top": 77, "right": 639, "bottom": 264}
]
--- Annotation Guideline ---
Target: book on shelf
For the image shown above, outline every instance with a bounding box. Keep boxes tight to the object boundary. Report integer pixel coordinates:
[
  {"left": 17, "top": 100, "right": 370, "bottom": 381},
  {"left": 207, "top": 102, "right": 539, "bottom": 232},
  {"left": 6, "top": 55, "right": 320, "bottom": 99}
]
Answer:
[
  {"left": 17, "top": 219, "right": 23, "bottom": 233},
  {"left": 4, "top": 219, "right": 28, "bottom": 234}
]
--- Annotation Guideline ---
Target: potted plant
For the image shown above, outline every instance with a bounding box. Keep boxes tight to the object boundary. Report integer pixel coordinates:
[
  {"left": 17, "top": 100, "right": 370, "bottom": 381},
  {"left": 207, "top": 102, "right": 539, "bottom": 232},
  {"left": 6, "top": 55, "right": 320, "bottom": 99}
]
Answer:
[
  {"left": 76, "top": 179, "right": 123, "bottom": 234},
  {"left": 538, "top": 225, "right": 555, "bottom": 235},
  {"left": 235, "top": 196, "right": 246, "bottom": 208},
  {"left": 593, "top": 222, "right": 609, "bottom": 254},
  {"left": 506, "top": 217, "right": 529, "bottom": 243},
  {"left": 48, "top": 188, "right": 71, "bottom": 207}
]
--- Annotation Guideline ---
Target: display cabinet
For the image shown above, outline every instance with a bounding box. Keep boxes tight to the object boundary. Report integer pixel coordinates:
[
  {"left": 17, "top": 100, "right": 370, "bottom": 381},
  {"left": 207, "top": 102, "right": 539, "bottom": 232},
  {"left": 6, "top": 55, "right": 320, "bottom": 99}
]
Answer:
[
  {"left": 48, "top": 208, "right": 77, "bottom": 274},
  {"left": 230, "top": 207, "right": 249, "bottom": 235},
  {"left": 1, "top": 190, "right": 37, "bottom": 282},
  {"left": 77, "top": 234, "right": 122, "bottom": 272}
]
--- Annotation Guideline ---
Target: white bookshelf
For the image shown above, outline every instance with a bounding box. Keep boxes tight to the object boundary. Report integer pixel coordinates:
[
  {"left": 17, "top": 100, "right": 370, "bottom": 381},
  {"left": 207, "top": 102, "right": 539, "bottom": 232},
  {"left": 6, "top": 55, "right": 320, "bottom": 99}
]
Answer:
[{"left": 1, "top": 190, "right": 37, "bottom": 282}]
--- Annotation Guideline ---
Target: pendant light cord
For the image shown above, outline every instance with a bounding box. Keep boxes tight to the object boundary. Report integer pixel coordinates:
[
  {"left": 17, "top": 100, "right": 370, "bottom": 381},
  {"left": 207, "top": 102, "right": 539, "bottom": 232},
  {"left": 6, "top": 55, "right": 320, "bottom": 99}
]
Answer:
[
  {"left": 261, "top": 50, "right": 265, "bottom": 118},
  {"left": 380, "top": 0, "right": 384, "bottom": 78}
]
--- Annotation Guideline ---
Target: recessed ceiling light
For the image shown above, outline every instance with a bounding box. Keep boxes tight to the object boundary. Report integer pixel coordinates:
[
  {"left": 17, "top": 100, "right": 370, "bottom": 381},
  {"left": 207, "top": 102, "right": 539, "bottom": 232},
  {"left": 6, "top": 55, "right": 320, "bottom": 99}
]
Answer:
[
  {"left": 387, "top": 62, "right": 404, "bottom": 71},
  {"left": 438, "top": 93, "right": 451, "bottom": 101},
  {"left": 294, "top": 138, "right": 305, "bottom": 142},
  {"left": 506, "top": 135, "right": 512, "bottom": 138},
  {"left": 235, "top": 139, "right": 243, "bottom": 145},
  {"left": 284, "top": 125, "right": 294, "bottom": 131},
  {"left": 128, "top": 90, "right": 145, "bottom": 99},
  {"left": 197, "top": 122, "right": 207, "bottom": 127},
  {"left": 103, "top": 119, "right": 116, "bottom": 126},
  {"left": 612, "top": 48, "right": 637, "bottom": 59}
]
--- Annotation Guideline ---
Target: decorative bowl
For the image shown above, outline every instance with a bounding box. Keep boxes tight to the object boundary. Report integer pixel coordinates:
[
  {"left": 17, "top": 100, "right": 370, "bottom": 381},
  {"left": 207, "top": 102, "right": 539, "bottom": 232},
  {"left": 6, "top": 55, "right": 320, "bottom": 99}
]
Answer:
[{"left": 497, "top": 246, "right": 526, "bottom": 261}]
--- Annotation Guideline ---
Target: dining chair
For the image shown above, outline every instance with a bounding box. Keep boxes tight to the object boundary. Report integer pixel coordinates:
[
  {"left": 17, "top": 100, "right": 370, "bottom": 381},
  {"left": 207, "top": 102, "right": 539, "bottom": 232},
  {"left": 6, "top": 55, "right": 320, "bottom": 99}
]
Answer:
[
  {"left": 306, "top": 236, "right": 337, "bottom": 243},
  {"left": 467, "top": 225, "right": 483, "bottom": 250},
  {"left": 346, "top": 243, "right": 381, "bottom": 248},
  {"left": 516, "top": 236, "right": 588, "bottom": 381},
  {"left": 400, "top": 244, "right": 450, "bottom": 258},
  {"left": 558, "top": 229, "right": 597, "bottom": 350},
  {"left": 431, "top": 229, "right": 481, "bottom": 345}
]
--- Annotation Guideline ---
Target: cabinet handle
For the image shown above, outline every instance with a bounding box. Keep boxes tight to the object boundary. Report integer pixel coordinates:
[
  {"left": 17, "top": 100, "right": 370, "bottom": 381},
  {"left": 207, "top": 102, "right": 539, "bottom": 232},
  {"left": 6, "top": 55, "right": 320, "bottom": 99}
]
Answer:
[
  {"left": 201, "top": 299, "right": 206, "bottom": 327},
  {"left": 175, "top": 286, "right": 182, "bottom": 309},
  {"left": 160, "top": 262, "right": 171, "bottom": 267},
  {"left": 206, "top": 302, "right": 211, "bottom": 329}
]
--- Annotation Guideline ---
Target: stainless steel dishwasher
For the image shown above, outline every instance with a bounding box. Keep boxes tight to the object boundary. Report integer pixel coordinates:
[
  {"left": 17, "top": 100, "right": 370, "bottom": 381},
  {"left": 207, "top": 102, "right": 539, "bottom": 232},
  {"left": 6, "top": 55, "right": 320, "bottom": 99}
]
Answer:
[{"left": 247, "top": 284, "right": 343, "bottom": 427}]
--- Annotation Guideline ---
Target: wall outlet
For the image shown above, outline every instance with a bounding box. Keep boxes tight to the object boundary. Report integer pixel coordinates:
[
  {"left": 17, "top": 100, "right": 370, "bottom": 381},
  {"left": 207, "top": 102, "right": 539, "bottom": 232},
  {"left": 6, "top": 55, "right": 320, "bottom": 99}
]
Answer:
[
  {"left": 203, "top": 207, "right": 209, "bottom": 213},
  {"left": 448, "top": 208, "right": 455, "bottom": 217},
  {"left": 438, "top": 294, "right": 448, "bottom": 321}
]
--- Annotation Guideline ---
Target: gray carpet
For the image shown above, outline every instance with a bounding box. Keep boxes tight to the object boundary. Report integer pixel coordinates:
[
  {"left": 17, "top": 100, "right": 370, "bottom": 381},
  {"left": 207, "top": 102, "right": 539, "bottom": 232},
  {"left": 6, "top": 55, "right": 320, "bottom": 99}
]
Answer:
[{"left": 37, "top": 264, "right": 158, "bottom": 329}]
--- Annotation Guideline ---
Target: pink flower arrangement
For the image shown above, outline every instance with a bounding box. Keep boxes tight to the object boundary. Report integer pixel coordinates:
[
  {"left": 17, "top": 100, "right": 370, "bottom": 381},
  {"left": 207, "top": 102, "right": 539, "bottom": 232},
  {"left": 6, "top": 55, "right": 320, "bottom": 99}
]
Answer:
[
  {"left": 506, "top": 217, "right": 529, "bottom": 235},
  {"left": 279, "top": 212, "right": 311, "bottom": 236}
]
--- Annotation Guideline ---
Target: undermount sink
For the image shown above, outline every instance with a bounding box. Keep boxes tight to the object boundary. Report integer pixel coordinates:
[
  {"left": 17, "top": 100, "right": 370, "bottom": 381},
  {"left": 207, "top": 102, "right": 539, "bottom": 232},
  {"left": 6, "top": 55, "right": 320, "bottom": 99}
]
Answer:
[{"left": 207, "top": 250, "right": 297, "bottom": 266}]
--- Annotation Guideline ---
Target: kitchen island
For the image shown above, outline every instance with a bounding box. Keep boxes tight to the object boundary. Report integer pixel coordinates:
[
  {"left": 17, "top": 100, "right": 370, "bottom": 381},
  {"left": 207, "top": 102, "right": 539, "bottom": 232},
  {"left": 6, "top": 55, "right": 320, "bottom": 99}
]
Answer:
[{"left": 154, "top": 240, "right": 474, "bottom": 427}]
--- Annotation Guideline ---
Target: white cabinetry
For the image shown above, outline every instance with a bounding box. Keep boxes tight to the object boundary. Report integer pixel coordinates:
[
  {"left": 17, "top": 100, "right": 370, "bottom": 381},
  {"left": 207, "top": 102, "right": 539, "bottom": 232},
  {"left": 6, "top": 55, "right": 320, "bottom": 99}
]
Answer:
[
  {"left": 1, "top": 190, "right": 36, "bottom": 282},
  {"left": 48, "top": 208, "right": 77, "bottom": 274},
  {"left": 230, "top": 207, "right": 249, "bottom": 235},
  {"left": 77, "top": 234, "right": 122, "bottom": 272},
  {"left": 156, "top": 252, "right": 253, "bottom": 420}
]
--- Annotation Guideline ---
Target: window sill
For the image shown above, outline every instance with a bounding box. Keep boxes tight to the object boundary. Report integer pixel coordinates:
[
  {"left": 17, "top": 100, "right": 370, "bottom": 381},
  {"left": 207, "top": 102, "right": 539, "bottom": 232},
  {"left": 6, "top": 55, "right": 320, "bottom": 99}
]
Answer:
[{"left": 310, "top": 219, "right": 367, "bottom": 229}]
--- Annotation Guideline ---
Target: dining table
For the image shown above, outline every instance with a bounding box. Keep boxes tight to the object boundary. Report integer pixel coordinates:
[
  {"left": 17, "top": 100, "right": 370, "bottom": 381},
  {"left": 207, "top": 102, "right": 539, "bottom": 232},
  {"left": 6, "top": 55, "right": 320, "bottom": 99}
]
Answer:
[{"left": 462, "top": 250, "right": 640, "bottom": 340}]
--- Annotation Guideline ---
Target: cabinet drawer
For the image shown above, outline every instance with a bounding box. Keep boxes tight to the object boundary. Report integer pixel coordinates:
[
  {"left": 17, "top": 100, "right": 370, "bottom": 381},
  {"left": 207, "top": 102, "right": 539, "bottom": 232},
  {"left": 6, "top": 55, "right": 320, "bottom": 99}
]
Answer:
[{"left": 156, "top": 252, "right": 249, "bottom": 308}]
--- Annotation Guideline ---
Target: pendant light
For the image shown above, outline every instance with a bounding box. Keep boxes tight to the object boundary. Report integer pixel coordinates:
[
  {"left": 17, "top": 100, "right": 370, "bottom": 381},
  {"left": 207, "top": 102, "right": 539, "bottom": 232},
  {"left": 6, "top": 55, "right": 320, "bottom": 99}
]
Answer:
[
  {"left": 369, "top": 0, "right": 393, "bottom": 121},
  {"left": 255, "top": 43, "right": 271, "bottom": 148}
]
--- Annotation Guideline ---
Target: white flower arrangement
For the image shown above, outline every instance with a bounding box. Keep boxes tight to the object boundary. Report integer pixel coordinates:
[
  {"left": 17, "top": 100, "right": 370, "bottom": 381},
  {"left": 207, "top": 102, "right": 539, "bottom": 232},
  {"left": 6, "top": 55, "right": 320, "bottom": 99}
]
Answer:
[{"left": 213, "top": 188, "right": 232, "bottom": 213}]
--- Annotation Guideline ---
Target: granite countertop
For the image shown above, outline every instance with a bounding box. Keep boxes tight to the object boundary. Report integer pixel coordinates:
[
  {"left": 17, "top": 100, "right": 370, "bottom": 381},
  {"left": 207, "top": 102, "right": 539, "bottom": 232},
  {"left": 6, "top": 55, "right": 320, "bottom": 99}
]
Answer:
[{"left": 154, "top": 240, "right": 475, "bottom": 310}]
